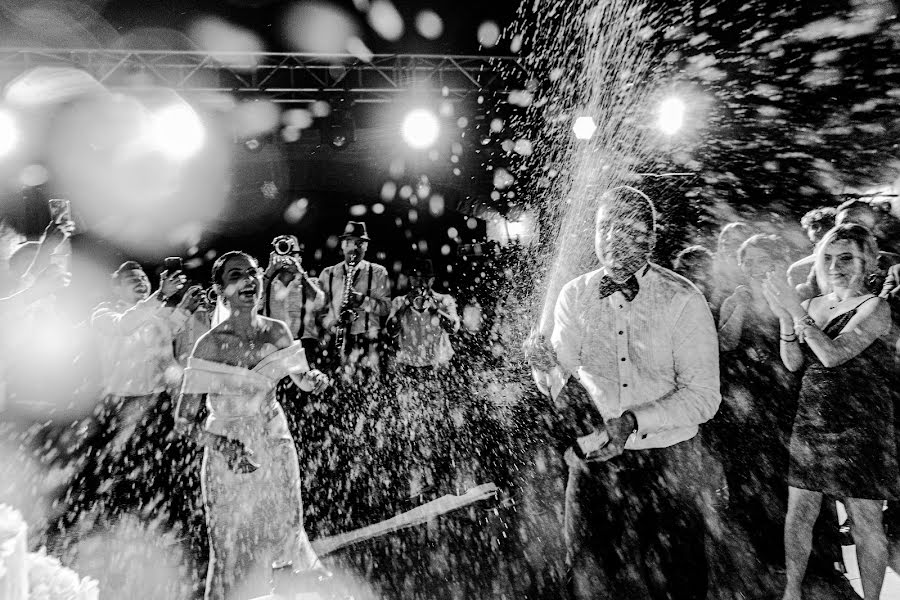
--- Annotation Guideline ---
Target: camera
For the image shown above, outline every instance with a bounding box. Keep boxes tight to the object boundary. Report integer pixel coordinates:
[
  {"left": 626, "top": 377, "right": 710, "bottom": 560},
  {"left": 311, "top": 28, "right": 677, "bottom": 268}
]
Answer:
[{"left": 272, "top": 235, "right": 300, "bottom": 256}]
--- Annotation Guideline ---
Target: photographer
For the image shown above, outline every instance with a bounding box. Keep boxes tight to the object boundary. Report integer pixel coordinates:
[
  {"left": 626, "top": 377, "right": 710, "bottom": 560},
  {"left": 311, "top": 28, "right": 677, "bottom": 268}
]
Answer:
[
  {"left": 261, "top": 235, "right": 325, "bottom": 365},
  {"left": 385, "top": 259, "right": 459, "bottom": 374}
]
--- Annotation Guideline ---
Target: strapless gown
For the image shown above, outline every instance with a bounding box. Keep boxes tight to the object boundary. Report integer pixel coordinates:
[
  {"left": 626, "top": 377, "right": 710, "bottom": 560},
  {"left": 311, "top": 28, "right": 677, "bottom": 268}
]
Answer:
[{"left": 181, "top": 344, "right": 319, "bottom": 600}]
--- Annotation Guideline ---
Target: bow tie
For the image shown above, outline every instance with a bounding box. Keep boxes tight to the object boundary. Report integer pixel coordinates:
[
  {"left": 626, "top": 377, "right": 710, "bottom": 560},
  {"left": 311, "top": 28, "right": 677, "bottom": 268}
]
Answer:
[{"left": 598, "top": 274, "right": 640, "bottom": 302}]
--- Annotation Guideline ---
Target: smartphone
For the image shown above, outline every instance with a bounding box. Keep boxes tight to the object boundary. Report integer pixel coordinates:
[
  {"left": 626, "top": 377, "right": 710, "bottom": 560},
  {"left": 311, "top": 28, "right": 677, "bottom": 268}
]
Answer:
[
  {"left": 48, "top": 198, "right": 71, "bottom": 223},
  {"left": 164, "top": 256, "right": 183, "bottom": 274}
]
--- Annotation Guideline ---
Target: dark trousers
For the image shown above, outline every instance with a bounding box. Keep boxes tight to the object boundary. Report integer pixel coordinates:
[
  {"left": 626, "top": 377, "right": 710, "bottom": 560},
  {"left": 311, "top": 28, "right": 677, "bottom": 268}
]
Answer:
[{"left": 565, "top": 437, "right": 707, "bottom": 600}]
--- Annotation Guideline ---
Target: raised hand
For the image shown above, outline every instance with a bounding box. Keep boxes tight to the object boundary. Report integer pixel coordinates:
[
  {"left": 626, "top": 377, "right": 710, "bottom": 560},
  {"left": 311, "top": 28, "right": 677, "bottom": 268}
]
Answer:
[
  {"left": 177, "top": 285, "right": 204, "bottom": 314},
  {"left": 159, "top": 269, "right": 186, "bottom": 299}
]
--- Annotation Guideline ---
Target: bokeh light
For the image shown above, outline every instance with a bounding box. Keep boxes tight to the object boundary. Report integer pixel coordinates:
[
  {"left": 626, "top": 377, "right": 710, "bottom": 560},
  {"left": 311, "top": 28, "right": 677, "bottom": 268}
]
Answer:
[
  {"left": 415, "top": 10, "right": 444, "bottom": 39},
  {"left": 149, "top": 103, "right": 206, "bottom": 160},
  {"left": 368, "top": 0, "right": 404, "bottom": 41},
  {"left": 281, "top": 1, "right": 359, "bottom": 54},
  {"left": 0, "top": 110, "right": 19, "bottom": 157},
  {"left": 657, "top": 96, "right": 686, "bottom": 135},
  {"left": 401, "top": 109, "right": 440, "bottom": 149},
  {"left": 572, "top": 116, "right": 597, "bottom": 140}
]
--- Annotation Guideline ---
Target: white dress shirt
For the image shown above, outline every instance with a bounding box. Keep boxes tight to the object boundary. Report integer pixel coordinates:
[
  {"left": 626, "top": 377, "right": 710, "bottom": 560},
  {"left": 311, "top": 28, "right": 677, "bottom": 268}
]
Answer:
[
  {"left": 542, "top": 263, "right": 720, "bottom": 450},
  {"left": 92, "top": 295, "right": 189, "bottom": 396}
]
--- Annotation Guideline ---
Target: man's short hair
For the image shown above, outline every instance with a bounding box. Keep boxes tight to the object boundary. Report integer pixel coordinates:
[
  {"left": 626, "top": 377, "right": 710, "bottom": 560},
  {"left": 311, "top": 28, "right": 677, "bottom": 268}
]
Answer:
[
  {"left": 799, "top": 206, "right": 837, "bottom": 231},
  {"left": 673, "top": 245, "right": 713, "bottom": 272},
  {"left": 112, "top": 261, "right": 143, "bottom": 282},
  {"left": 597, "top": 185, "right": 657, "bottom": 233}
]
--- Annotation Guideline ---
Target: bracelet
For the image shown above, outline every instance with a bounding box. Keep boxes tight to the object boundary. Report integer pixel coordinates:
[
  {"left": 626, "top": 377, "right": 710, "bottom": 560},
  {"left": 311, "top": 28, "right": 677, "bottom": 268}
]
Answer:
[{"left": 780, "top": 333, "right": 798, "bottom": 342}]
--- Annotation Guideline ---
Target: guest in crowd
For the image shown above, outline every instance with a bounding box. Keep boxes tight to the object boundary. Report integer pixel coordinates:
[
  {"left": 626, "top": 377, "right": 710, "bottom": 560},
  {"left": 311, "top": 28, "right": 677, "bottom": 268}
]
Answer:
[
  {"left": 174, "top": 250, "right": 331, "bottom": 600},
  {"left": 385, "top": 258, "right": 460, "bottom": 373},
  {"left": 672, "top": 244, "right": 715, "bottom": 305},
  {"left": 527, "top": 186, "right": 720, "bottom": 599},
  {"left": 712, "top": 221, "right": 755, "bottom": 310},
  {"left": 85, "top": 261, "right": 204, "bottom": 524},
  {"left": 383, "top": 258, "right": 460, "bottom": 496},
  {"left": 318, "top": 221, "right": 391, "bottom": 376},
  {"left": 763, "top": 223, "right": 897, "bottom": 600},
  {"left": 790, "top": 206, "right": 836, "bottom": 300},
  {"left": 261, "top": 235, "right": 325, "bottom": 365},
  {"left": 714, "top": 234, "right": 798, "bottom": 570}
]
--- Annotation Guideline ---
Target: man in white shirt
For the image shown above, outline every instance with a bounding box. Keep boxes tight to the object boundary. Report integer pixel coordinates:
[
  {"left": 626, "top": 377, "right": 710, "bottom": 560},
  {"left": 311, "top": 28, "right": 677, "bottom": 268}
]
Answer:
[
  {"left": 318, "top": 221, "right": 391, "bottom": 376},
  {"left": 527, "top": 186, "right": 720, "bottom": 599},
  {"left": 87, "top": 261, "right": 202, "bottom": 521},
  {"left": 386, "top": 259, "right": 460, "bottom": 372}
]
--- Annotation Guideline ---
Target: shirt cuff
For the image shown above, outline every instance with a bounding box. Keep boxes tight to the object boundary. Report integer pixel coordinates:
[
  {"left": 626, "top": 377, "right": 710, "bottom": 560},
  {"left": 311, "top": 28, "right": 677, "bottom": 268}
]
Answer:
[{"left": 629, "top": 401, "right": 662, "bottom": 438}]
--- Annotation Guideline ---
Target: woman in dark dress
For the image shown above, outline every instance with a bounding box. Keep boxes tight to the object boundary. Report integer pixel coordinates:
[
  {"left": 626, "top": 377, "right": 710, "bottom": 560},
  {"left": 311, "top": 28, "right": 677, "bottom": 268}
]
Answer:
[
  {"left": 764, "top": 223, "right": 898, "bottom": 600},
  {"left": 716, "top": 234, "right": 798, "bottom": 568}
]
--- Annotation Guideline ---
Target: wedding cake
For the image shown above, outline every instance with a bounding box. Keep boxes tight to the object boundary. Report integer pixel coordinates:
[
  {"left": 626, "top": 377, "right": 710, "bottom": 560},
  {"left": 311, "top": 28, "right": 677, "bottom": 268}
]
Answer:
[{"left": 0, "top": 504, "right": 99, "bottom": 600}]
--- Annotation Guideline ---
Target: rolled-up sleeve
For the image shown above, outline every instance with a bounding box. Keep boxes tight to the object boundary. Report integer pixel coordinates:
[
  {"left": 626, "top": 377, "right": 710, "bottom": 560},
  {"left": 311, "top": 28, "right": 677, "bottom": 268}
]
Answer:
[{"left": 630, "top": 292, "right": 721, "bottom": 435}]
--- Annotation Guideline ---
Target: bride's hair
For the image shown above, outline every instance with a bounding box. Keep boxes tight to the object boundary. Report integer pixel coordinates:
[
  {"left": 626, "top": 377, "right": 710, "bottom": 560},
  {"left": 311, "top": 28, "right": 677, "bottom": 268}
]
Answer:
[{"left": 211, "top": 251, "right": 259, "bottom": 288}]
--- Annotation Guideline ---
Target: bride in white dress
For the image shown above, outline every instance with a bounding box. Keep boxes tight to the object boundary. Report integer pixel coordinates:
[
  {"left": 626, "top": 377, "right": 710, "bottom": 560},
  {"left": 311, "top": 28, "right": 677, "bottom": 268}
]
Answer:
[{"left": 174, "top": 251, "right": 330, "bottom": 600}]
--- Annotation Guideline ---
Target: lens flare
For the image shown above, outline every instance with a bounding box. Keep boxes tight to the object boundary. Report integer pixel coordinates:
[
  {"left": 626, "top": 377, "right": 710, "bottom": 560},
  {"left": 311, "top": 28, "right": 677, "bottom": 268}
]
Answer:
[
  {"left": 149, "top": 104, "right": 206, "bottom": 160},
  {"left": 657, "top": 96, "right": 686, "bottom": 135},
  {"left": 401, "top": 109, "right": 440, "bottom": 149}
]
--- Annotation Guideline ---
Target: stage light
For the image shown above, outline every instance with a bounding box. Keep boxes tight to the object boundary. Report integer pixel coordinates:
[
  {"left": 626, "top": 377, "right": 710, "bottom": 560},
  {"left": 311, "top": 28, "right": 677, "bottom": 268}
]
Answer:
[
  {"left": 320, "top": 108, "right": 355, "bottom": 149},
  {"left": 657, "top": 96, "right": 685, "bottom": 135},
  {"left": 150, "top": 103, "right": 205, "bottom": 159},
  {"left": 0, "top": 109, "right": 19, "bottom": 157},
  {"left": 572, "top": 116, "right": 597, "bottom": 140},
  {"left": 401, "top": 109, "right": 440, "bottom": 149}
]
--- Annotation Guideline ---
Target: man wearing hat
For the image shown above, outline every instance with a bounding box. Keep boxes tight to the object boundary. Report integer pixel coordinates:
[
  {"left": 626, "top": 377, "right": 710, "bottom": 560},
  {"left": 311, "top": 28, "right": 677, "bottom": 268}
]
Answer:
[{"left": 318, "top": 221, "right": 391, "bottom": 373}]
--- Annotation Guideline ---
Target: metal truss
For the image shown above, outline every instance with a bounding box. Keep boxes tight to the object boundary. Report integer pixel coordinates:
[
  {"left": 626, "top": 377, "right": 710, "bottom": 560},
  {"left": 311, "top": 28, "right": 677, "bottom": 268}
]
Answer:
[{"left": 0, "top": 48, "right": 530, "bottom": 104}]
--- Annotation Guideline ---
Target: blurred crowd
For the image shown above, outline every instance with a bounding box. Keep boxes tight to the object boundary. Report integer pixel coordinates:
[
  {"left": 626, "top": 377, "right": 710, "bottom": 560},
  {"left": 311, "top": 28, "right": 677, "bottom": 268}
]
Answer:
[{"left": 671, "top": 196, "right": 900, "bottom": 598}]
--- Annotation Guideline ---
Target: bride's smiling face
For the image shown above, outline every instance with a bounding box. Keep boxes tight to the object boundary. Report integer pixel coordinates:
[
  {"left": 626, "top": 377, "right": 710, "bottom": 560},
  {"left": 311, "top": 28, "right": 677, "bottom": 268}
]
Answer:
[{"left": 218, "top": 255, "right": 262, "bottom": 310}]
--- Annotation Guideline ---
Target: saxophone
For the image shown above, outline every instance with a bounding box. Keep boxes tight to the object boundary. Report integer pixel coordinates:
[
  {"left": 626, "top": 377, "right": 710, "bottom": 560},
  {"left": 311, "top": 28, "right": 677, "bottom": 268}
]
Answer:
[{"left": 337, "top": 256, "right": 359, "bottom": 358}]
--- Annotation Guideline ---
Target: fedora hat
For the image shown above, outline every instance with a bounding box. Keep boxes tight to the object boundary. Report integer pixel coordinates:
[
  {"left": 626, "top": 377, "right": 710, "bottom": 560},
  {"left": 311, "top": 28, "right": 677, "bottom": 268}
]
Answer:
[{"left": 340, "top": 221, "right": 370, "bottom": 240}]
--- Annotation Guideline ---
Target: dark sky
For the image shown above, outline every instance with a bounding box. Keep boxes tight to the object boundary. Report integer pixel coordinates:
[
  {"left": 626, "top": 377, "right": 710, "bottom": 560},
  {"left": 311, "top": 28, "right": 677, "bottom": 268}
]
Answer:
[{"left": 80, "top": 0, "right": 524, "bottom": 55}]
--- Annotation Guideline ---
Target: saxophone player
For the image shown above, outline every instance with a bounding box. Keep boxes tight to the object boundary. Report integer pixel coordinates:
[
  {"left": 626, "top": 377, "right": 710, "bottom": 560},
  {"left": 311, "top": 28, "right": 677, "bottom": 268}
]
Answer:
[{"left": 318, "top": 221, "right": 391, "bottom": 375}]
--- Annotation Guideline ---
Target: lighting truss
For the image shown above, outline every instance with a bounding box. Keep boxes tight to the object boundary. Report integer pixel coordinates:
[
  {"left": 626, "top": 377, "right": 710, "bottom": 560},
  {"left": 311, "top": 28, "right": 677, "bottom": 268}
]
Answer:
[{"left": 0, "top": 48, "right": 530, "bottom": 104}]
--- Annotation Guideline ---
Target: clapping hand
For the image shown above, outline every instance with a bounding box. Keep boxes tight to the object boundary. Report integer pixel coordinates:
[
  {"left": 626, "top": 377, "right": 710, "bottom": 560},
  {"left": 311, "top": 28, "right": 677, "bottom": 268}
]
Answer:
[{"left": 762, "top": 271, "right": 798, "bottom": 321}]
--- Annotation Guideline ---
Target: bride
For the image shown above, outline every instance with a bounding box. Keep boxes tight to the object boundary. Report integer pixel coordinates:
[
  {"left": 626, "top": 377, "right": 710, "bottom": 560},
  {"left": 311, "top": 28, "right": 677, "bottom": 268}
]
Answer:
[{"left": 174, "top": 250, "right": 330, "bottom": 600}]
